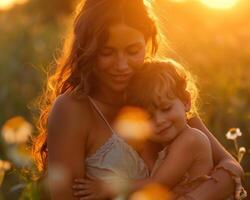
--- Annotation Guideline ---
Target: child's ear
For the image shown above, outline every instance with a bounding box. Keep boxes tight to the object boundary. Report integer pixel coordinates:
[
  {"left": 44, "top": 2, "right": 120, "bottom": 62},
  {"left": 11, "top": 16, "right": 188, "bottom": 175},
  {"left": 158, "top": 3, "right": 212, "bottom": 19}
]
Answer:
[{"left": 183, "top": 92, "right": 191, "bottom": 112}]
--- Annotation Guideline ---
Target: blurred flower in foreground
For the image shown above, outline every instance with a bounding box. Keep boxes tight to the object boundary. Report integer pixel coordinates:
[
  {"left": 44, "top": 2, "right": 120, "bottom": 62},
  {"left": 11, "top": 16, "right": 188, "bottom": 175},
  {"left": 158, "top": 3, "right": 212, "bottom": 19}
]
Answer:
[
  {"left": 1, "top": 116, "right": 33, "bottom": 167},
  {"left": 114, "top": 107, "right": 153, "bottom": 141},
  {"left": 226, "top": 128, "right": 242, "bottom": 140},
  {"left": 1, "top": 116, "right": 32, "bottom": 144},
  {"left": 7, "top": 143, "right": 32, "bottom": 167},
  {"left": 0, "top": 160, "right": 11, "bottom": 187},
  {"left": 129, "top": 183, "right": 172, "bottom": 200}
]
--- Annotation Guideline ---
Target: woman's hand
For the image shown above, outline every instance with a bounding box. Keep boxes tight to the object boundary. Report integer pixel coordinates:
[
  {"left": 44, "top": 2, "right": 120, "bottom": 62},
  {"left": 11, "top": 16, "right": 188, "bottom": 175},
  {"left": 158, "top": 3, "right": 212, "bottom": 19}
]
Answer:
[{"left": 72, "top": 177, "right": 115, "bottom": 200}]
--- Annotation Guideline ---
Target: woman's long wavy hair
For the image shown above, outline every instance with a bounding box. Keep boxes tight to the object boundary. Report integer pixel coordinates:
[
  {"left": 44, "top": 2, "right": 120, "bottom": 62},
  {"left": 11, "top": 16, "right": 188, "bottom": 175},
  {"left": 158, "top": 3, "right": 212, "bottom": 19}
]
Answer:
[{"left": 32, "top": 0, "right": 160, "bottom": 173}]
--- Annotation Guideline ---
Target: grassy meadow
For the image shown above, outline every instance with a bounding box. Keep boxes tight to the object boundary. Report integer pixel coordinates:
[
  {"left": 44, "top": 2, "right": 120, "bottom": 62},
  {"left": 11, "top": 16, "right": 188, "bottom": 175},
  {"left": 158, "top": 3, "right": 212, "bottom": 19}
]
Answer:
[{"left": 0, "top": 0, "right": 249, "bottom": 199}]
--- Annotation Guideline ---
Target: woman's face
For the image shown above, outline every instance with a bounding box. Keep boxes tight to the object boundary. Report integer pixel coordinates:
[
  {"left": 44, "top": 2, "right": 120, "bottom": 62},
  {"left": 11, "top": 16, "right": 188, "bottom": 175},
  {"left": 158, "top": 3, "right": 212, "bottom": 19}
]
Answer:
[{"left": 94, "top": 23, "right": 146, "bottom": 93}]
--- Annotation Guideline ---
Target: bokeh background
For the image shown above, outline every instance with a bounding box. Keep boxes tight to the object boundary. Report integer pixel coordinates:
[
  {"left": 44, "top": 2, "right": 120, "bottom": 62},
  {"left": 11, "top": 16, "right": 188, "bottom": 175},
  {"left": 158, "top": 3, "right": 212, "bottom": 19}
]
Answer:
[{"left": 0, "top": 0, "right": 249, "bottom": 199}]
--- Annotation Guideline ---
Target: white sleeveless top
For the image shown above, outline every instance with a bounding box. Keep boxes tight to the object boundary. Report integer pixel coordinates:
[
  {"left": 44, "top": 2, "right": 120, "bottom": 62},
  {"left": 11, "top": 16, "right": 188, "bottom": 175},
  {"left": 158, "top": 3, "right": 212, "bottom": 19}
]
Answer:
[{"left": 85, "top": 97, "right": 149, "bottom": 186}]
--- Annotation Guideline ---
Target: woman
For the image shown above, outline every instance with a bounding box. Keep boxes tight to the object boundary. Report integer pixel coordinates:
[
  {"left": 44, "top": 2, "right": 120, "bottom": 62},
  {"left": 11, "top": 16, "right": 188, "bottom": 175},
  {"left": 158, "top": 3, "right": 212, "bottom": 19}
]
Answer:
[{"left": 32, "top": 0, "right": 244, "bottom": 199}]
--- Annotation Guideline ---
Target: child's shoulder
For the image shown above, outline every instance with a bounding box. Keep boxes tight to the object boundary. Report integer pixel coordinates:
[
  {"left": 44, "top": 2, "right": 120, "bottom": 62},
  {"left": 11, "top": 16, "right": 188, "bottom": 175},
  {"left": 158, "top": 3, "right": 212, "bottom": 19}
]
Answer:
[{"left": 174, "top": 127, "right": 211, "bottom": 151}]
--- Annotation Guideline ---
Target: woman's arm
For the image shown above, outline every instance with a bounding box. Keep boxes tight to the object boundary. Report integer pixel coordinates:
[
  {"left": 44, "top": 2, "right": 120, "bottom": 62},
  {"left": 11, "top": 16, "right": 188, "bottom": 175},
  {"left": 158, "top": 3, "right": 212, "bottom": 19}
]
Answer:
[
  {"left": 47, "top": 95, "right": 90, "bottom": 200},
  {"left": 187, "top": 116, "right": 244, "bottom": 199}
]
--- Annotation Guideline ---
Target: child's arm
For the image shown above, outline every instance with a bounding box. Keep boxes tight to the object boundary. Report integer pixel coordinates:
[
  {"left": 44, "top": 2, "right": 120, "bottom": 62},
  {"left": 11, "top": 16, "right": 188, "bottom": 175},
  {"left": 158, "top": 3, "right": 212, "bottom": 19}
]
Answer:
[
  {"left": 149, "top": 130, "right": 209, "bottom": 188},
  {"left": 126, "top": 130, "right": 207, "bottom": 192}
]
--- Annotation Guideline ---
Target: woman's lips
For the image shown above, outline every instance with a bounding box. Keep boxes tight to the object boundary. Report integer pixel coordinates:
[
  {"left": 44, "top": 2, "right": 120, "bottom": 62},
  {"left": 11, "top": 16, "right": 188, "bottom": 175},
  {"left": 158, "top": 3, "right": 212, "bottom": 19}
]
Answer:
[{"left": 110, "top": 73, "right": 132, "bottom": 82}]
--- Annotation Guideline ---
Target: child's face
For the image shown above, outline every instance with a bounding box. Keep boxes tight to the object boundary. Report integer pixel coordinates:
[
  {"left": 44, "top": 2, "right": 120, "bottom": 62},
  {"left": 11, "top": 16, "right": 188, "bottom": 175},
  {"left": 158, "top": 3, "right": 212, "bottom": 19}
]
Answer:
[{"left": 150, "top": 97, "right": 190, "bottom": 144}]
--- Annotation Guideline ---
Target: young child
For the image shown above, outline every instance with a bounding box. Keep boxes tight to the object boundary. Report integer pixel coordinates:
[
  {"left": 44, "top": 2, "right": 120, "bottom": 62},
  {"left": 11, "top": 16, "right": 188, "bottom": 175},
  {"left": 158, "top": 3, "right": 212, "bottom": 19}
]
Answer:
[{"left": 72, "top": 59, "right": 215, "bottom": 199}]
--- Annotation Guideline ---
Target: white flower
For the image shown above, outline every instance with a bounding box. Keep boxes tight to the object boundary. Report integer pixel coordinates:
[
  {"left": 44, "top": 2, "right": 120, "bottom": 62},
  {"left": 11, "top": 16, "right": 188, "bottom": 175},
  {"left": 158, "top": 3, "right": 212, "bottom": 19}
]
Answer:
[
  {"left": 238, "top": 147, "right": 247, "bottom": 163},
  {"left": 239, "top": 147, "right": 246, "bottom": 154},
  {"left": 226, "top": 128, "right": 242, "bottom": 140},
  {"left": 1, "top": 116, "right": 32, "bottom": 144}
]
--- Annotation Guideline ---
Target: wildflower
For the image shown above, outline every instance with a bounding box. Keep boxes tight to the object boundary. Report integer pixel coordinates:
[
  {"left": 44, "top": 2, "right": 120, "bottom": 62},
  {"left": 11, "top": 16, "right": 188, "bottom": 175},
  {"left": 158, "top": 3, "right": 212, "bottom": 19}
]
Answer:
[
  {"left": 7, "top": 143, "right": 32, "bottom": 167},
  {"left": 239, "top": 147, "right": 246, "bottom": 154},
  {"left": 1, "top": 116, "right": 33, "bottom": 144},
  {"left": 238, "top": 147, "right": 246, "bottom": 163},
  {"left": 226, "top": 128, "right": 242, "bottom": 140},
  {"left": 0, "top": 160, "right": 11, "bottom": 187}
]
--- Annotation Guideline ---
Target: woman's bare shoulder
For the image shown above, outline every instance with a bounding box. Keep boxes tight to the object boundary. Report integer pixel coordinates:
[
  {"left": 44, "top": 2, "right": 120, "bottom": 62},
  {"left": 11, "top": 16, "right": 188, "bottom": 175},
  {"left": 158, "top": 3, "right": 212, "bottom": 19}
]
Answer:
[
  {"left": 48, "top": 93, "right": 93, "bottom": 139},
  {"left": 51, "top": 93, "right": 91, "bottom": 112}
]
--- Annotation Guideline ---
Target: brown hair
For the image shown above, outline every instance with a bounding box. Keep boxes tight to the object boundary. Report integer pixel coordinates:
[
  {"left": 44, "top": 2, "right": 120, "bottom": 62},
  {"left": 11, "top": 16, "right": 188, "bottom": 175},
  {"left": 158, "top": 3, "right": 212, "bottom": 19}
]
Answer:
[
  {"left": 127, "top": 59, "right": 199, "bottom": 118},
  {"left": 32, "top": 0, "right": 160, "bottom": 172}
]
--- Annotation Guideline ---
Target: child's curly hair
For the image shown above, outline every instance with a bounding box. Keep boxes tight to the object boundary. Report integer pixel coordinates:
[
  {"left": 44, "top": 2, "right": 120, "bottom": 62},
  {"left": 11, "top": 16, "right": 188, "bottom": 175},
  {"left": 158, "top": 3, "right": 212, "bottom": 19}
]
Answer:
[{"left": 127, "top": 59, "right": 199, "bottom": 119}]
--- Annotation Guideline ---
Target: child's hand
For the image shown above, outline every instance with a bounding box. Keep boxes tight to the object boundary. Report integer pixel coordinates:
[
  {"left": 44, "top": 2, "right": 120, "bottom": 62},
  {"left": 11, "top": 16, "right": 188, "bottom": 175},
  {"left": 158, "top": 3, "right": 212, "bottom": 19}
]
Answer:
[{"left": 72, "top": 176, "right": 115, "bottom": 200}]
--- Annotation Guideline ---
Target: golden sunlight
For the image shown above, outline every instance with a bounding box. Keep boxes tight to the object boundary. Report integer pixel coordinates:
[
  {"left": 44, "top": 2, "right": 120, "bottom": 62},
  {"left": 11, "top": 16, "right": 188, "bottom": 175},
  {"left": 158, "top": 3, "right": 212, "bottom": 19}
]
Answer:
[
  {"left": 200, "top": 0, "right": 238, "bottom": 9},
  {"left": 0, "top": 0, "right": 28, "bottom": 11},
  {"left": 170, "top": 0, "right": 187, "bottom": 2}
]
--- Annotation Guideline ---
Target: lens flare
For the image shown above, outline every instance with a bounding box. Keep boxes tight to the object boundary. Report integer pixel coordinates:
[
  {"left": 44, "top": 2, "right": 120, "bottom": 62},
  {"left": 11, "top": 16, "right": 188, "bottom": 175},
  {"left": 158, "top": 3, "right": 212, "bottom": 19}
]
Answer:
[
  {"left": 47, "top": 164, "right": 71, "bottom": 192},
  {"left": 170, "top": 0, "right": 187, "bottom": 2},
  {"left": 0, "top": 0, "right": 28, "bottom": 11},
  {"left": 200, "top": 0, "right": 238, "bottom": 9}
]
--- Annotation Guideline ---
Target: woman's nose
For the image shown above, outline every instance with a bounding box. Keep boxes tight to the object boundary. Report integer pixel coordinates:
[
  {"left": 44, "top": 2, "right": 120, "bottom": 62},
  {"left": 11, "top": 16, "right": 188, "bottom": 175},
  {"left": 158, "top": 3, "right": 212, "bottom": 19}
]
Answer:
[{"left": 116, "top": 53, "right": 129, "bottom": 71}]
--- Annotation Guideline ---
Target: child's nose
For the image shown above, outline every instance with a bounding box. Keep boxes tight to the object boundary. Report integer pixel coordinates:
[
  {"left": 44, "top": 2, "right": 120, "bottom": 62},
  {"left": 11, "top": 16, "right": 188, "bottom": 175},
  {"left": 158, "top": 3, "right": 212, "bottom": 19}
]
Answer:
[{"left": 155, "top": 112, "right": 166, "bottom": 126}]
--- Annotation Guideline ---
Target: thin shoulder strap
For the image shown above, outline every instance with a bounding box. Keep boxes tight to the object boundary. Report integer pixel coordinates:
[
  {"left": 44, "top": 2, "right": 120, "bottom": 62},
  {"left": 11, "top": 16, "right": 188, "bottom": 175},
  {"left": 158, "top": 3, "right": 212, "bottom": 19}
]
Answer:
[{"left": 88, "top": 96, "right": 116, "bottom": 134}]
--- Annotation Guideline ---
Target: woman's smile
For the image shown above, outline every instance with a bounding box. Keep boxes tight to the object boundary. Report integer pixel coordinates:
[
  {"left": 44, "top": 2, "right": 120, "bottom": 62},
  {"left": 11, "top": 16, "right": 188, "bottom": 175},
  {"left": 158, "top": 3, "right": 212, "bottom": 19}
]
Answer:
[{"left": 109, "top": 73, "right": 133, "bottom": 83}]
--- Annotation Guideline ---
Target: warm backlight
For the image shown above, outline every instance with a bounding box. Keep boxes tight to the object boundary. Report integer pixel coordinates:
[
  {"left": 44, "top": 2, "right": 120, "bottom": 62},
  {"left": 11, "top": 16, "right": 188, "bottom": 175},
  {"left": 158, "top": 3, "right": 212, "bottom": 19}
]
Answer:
[
  {"left": 200, "top": 0, "right": 238, "bottom": 9},
  {"left": 0, "top": 0, "right": 28, "bottom": 11}
]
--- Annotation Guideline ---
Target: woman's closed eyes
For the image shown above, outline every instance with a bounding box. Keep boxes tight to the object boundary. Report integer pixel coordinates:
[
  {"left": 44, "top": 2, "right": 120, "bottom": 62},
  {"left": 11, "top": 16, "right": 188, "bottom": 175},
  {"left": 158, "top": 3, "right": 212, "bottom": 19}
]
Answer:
[
  {"left": 126, "top": 44, "right": 143, "bottom": 55},
  {"left": 99, "top": 43, "right": 143, "bottom": 57},
  {"left": 99, "top": 47, "right": 114, "bottom": 56}
]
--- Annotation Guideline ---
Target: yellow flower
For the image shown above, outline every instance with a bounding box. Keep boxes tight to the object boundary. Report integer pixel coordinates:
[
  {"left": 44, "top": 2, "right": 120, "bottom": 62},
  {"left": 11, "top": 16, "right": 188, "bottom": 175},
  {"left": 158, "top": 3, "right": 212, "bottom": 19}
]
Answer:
[{"left": 226, "top": 128, "right": 242, "bottom": 140}]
